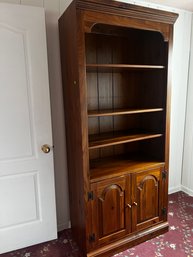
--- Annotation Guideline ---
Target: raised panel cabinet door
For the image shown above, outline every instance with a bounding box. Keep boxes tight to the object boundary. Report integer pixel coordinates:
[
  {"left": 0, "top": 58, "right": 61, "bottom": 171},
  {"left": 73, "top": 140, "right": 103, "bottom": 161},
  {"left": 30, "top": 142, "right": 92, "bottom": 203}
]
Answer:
[
  {"left": 90, "top": 176, "right": 131, "bottom": 247},
  {"left": 132, "top": 166, "right": 164, "bottom": 232}
]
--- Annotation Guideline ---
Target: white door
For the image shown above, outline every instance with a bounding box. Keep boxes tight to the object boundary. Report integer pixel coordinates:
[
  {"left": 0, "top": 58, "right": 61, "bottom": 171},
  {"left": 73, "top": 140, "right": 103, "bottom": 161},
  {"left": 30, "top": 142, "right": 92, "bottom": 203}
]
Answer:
[{"left": 0, "top": 3, "right": 57, "bottom": 254}]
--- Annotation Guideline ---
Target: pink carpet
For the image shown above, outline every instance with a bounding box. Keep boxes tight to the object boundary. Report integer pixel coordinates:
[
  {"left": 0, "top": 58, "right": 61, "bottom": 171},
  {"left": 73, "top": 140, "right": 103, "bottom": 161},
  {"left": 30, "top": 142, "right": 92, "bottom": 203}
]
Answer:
[{"left": 2, "top": 191, "right": 193, "bottom": 257}]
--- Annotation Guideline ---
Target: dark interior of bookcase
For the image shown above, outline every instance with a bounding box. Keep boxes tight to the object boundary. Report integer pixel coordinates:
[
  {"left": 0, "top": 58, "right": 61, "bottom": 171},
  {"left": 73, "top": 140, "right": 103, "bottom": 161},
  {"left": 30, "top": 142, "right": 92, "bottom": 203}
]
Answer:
[{"left": 85, "top": 24, "right": 168, "bottom": 175}]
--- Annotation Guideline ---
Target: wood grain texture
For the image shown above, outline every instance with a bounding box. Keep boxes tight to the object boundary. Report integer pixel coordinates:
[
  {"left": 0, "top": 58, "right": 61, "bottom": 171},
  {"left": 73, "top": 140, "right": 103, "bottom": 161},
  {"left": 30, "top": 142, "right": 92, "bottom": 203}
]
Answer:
[
  {"left": 59, "top": 0, "right": 177, "bottom": 255},
  {"left": 87, "top": 223, "right": 169, "bottom": 257},
  {"left": 91, "top": 177, "right": 130, "bottom": 248},
  {"left": 86, "top": 64, "right": 165, "bottom": 70},
  {"left": 90, "top": 166, "right": 165, "bottom": 250},
  {"left": 134, "top": 167, "right": 163, "bottom": 231},
  {"left": 89, "top": 131, "right": 163, "bottom": 149},
  {"left": 59, "top": 2, "right": 88, "bottom": 254},
  {"left": 77, "top": 0, "right": 178, "bottom": 25},
  {"left": 88, "top": 108, "right": 164, "bottom": 117},
  {"left": 90, "top": 156, "right": 164, "bottom": 182}
]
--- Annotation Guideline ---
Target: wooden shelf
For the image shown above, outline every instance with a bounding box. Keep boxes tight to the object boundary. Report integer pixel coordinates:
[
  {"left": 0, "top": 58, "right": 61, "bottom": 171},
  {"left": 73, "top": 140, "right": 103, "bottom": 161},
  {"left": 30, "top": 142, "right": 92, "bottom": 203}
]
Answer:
[
  {"left": 90, "top": 155, "right": 165, "bottom": 182},
  {"left": 89, "top": 131, "right": 163, "bottom": 149},
  {"left": 86, "top": 64, "right": 165, "bottom": 72},
  {"left": 88, "top": 108, "right": 164, "bottom": 117}
]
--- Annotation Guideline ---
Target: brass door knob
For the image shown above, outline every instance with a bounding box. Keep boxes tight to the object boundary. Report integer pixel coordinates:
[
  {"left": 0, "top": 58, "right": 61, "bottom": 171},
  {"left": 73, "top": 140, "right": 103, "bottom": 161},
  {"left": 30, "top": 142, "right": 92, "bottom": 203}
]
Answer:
[{"left": 41, "top": 144, "right": 51, "bottom": 153}]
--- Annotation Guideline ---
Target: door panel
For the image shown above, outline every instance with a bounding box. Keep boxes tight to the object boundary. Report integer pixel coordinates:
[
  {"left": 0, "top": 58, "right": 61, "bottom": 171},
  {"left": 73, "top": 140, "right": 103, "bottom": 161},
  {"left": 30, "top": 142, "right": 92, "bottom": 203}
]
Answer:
[
  {"left": 91, "top": 176, "right": 131, "bottom": 247},
  {"left": 0, "top": 3, "right": 57, "bottom": 254},
  {"left": 98, "top": 184, "right": 125, "bottom": 237},
  {"left": 0, "top": 172, "right": 39, "bottom": 228},
  {"left": 0, "top": 24, "right": 34, "bottom": 160},
  {"left": 137, "top": 174, "right": 159, "bottom": 222},
  {"left": 133, "top": 167, "right": 163, "bottom": 231}
]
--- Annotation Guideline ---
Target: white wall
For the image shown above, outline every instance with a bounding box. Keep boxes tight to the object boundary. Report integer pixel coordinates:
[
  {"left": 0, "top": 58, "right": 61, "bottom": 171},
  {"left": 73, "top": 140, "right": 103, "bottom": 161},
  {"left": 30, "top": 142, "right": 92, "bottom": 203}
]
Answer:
[
  {"left": 1, "top": 0, "right": 191, "bottom": 231},
  {"left": 169, "top": 11, "right": 192, "bottom": 193},
  {"left": 137, "top": 0, "right": 193, "bottom": 11},
  {"left": 182, "top": 17, "right": 193, "bottom": 196}
]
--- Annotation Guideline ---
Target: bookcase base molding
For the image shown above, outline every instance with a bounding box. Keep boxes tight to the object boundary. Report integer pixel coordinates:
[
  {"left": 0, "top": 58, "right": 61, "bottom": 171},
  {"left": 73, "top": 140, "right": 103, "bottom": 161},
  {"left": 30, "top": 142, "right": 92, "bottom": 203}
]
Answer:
[{"left": 87, "top": 222, "right": 168, "bottom": 257}]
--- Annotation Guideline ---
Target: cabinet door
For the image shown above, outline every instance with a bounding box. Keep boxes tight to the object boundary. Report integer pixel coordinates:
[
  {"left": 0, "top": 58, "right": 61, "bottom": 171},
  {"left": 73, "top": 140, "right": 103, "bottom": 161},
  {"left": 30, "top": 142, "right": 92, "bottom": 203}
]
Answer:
[
  {"left": 132, "top": 167, "right": 164, "bottom": 232},
  {"left": 90, "top": 176, "right": 131, "bottom": 247}
]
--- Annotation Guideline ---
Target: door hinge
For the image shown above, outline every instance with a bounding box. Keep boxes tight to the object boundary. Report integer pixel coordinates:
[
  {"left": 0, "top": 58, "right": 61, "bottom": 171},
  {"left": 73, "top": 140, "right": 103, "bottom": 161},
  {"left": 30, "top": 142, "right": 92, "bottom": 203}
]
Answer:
[
  {"left": 162, "top": 207, "right": 167, "bottom": 216},
  {"left": 89, "top": 233, "right": 95, "bottom": 243},
  {"left": 162, "top": 171, "right": 167, "bottom": 180},
  {"left": 88, "top": 191, "right": 94, "bottom": 201}
]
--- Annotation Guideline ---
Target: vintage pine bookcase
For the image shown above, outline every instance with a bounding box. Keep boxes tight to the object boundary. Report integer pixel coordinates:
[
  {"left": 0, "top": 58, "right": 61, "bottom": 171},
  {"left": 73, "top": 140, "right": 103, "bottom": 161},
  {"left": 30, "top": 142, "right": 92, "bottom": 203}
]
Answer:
[{"left": 59, "top": 1, "right": 178, "bottom": 256}]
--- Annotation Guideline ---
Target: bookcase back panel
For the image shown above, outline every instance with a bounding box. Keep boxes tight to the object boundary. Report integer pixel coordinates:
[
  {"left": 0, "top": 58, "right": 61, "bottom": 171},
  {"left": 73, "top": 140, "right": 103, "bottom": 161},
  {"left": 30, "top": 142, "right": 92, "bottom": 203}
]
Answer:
[
  {"left": 86, "top": 24, "right": 168, "bottom": 172},
  {"left": 88, "top": 112, "right": 165, "bottom": 135},
  {"left": 87, "top": 70, "right": 167, "bottom": 110},
  {"left": 89, "top": 137, "right": 165, "bottom": 163},
  {"left": 86, "top": 25, "right": 167, "bottom": 65}
]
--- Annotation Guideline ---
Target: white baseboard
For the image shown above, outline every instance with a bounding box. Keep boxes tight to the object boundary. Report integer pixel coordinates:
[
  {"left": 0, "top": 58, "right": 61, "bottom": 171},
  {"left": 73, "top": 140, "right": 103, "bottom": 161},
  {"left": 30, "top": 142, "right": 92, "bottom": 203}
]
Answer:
[
  {"left": 169, "top": 185, "right": 182, "bottom": 194},
  {"left": 181, "top": 185, "right": 193, "bottom": 196},
  {"left": 169, "top": 184, "right": 193, "bottom": 196},
  {"left": 57, "top": 220, "right": 71, "bottom": 232}
]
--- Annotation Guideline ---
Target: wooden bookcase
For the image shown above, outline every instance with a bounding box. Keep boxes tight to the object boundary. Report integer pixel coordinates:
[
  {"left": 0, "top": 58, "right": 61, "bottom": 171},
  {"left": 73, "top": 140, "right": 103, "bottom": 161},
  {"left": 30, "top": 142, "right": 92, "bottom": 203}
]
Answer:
[{"left": 59, "top": 1, "right": 178, "bottom": 256}]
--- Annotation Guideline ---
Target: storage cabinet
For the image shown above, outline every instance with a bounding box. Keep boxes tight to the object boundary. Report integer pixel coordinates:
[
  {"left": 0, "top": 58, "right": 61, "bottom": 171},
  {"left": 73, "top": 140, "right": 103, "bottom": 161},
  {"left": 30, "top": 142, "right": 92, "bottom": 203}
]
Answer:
[
  {"left": 90, "top": 165, "right": 164, "bottom": 248},
  {"left": 59, "top": 1, "right": 178, "bottom": 256}
]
